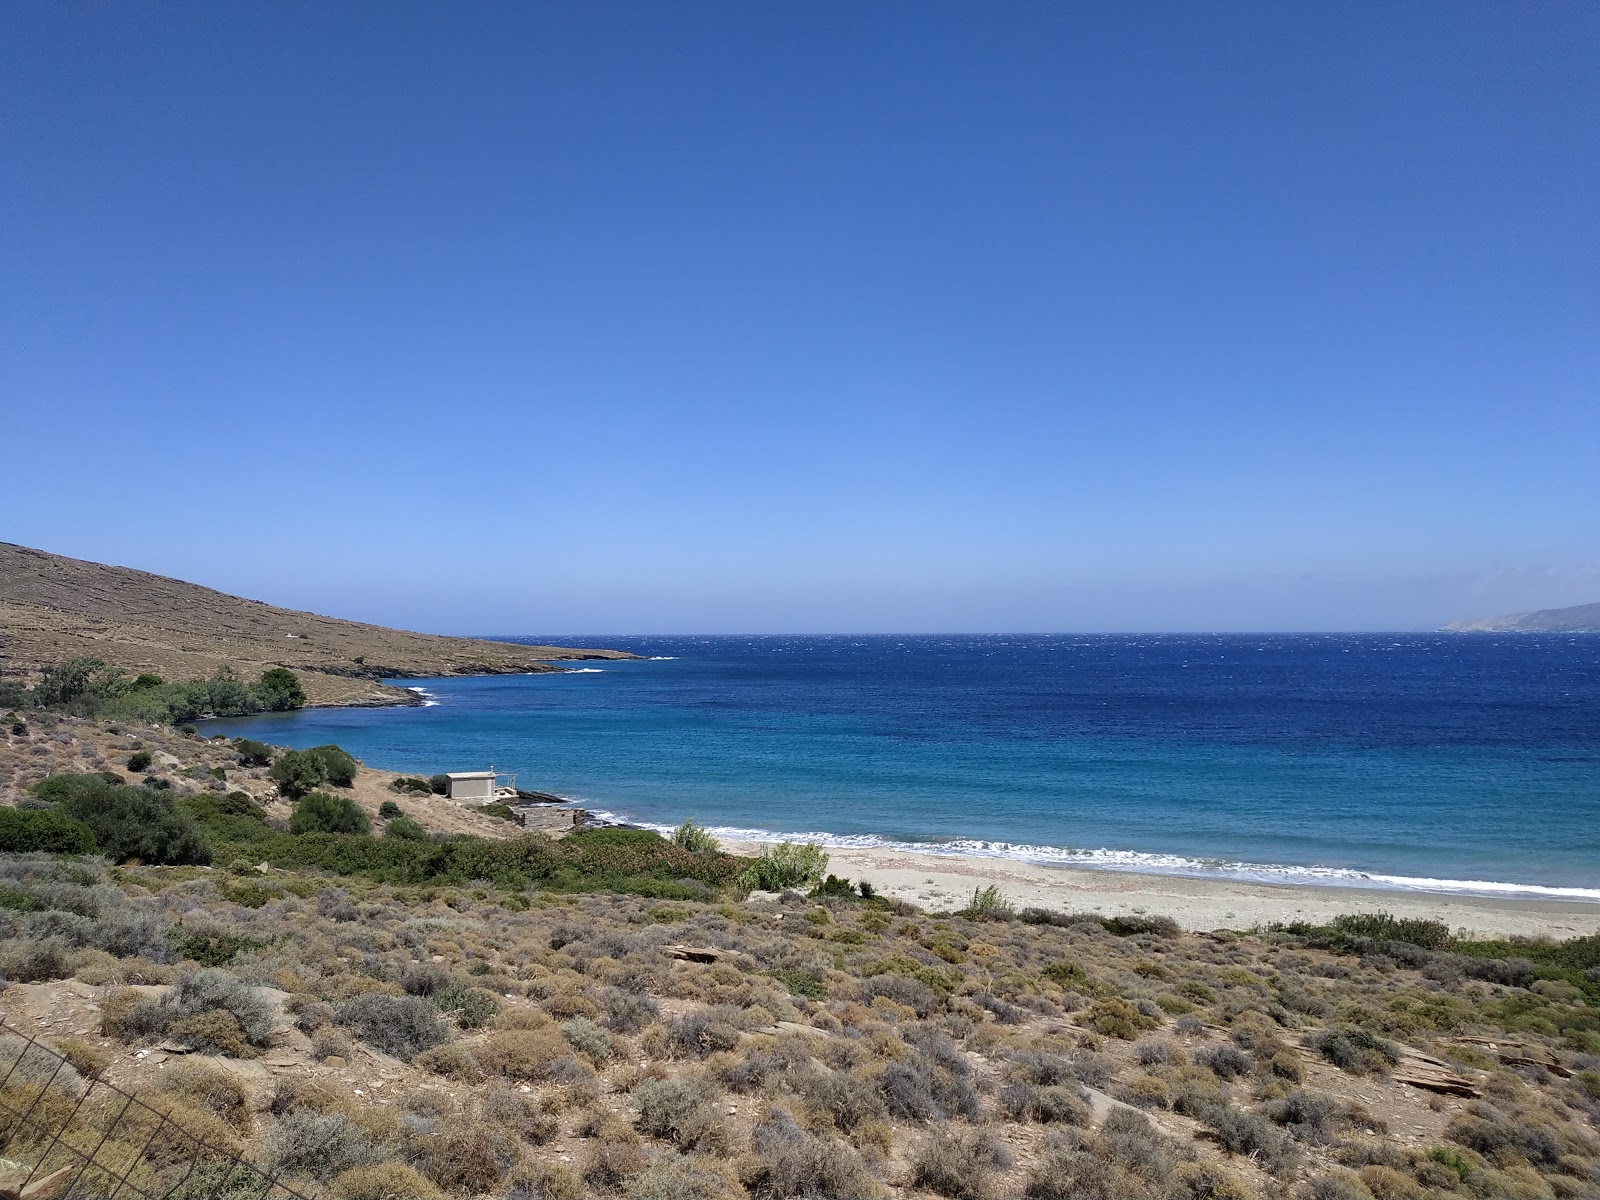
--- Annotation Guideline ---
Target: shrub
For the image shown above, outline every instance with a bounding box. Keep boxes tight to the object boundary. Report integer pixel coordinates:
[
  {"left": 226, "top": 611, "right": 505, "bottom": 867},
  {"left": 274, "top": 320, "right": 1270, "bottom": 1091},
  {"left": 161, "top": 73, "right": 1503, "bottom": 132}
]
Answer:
[
  {"left": 126, "top": 750, "right": 153, "bottom": 772},
  {"left": 562, "top": 1015, "right": 613, "bottom": 1062},
  {"left": 996, "top": 1082, "right": 1091, "bottom": 1124},
  {"left": 473, "top": 1028, "right": 575, "bottom": 1081},
  {"left": 334, "top": 992, "right": 450, "bottom": 1060},
  {"left": 35, "top": 773, "right": 210, "bottom": 864},
  {"left": 911, "top": 1129, "right": 1009, "bottom": 1200},
  {"left": 307, "top": 744, "right": 359, "bottom": 786},
  {"left": 378, "top": 800, "right": 403, "bottom": 818},
  {"left": 1203, "top": 1104, "right": 1300, "bottom": 1174},
  {"left": 168, "top": 1009, "right": 253, "bottom": 1057},
  {"left": 269, "top": 750, "right": 326, "bottom": 799},
  {"left": 960, "top": 885, "right": 1014, "bottom": 920},
  {"left": 428, "top": 774, "right": 450, "bottom": 794},
  {"left": 407, "top": 1125, "right": 519, "bottom": 1194},
  {"left": 672, "top": 819, "right": 722, "bottom": 853},
  {"left": 0, "top": 808, "right": 96, "bottom": 855},
  {"left": 668, "top": 1010, "right": 742, "bottom": 1057},
  {"left": 168, "top": 968, "right": 276, "bottom": 1046},
  {"left": 290, "top": 792, "right": 372, "bottom": 836},
  {"left": 51, "top": 1036, "right": 111, "bottom": 1080},
  {"left": 102, "top": 987, "right": 171, "bottom": 1042},
  {"left": 633, "top": 1076, "right": 724, "bottom": 1149},
  {"left": 1087, "top": 996, "right": 1160, "bottom": 1039},
  {"left": 268, "top": 1110, "right": 384, "bottom": 1179},
  {"left": 328, "top": 1163, "right": 446, "bottom": 1200},
  {"left": 155, "top": 1061, "right": 253, "bottom": 1131},
  {"left": 233, "top": 738, "right": 275, "bottom": 767},
  {"left": 744, "top": 1109, "right": 877, "bottom": 1200},
  {"left": 477, "top": 1080, "right": 559, "bottom": 1144},
  {"left": 1306, "top": 1029, "right": 1399, "bottom": 1075},
  {"left": 737, "top": 842, "right": 830, "bottom": 892},
  {"left": 389, "top": 777, "right": 433, "bottom": 795},
  {"left": 383, "top": 815, "right": 429, "bottom": 842}
]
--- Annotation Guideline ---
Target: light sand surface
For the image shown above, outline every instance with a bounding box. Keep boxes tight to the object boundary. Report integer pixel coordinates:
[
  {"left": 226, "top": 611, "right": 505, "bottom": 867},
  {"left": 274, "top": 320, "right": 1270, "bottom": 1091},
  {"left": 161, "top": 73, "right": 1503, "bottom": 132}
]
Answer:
[{"left": 726, "top": 840, "right": 1600, "bottom": 940}]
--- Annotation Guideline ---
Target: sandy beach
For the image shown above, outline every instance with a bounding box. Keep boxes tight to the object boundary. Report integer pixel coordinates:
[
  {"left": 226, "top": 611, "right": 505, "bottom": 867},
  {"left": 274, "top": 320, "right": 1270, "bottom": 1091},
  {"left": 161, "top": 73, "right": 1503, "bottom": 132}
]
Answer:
[{"left": 726, "top": 839, "right": 1600, "bottom": 940}]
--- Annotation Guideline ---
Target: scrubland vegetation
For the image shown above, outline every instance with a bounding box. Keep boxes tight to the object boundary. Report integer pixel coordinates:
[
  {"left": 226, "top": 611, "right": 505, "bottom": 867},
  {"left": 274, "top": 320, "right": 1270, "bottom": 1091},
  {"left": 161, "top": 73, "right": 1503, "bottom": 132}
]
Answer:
[
  {"left": 0, "top": 715, "right": 1596, "bottom": 1200},
  {"left": 0, "top": 658, "right": 306, "bottom": 725}
]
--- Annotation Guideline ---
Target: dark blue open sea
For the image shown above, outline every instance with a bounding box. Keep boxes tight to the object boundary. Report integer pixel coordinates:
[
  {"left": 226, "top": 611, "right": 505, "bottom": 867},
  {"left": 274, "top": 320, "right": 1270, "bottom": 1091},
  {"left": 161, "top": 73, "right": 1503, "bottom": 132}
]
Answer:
[{"left": 206, "top": 635, "right": 1600, "bottom": 900}]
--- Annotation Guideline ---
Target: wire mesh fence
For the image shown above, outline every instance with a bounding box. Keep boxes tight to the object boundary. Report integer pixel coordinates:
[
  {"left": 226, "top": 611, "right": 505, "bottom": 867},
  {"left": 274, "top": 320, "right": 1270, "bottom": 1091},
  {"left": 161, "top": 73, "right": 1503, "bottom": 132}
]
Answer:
[{"left": 0, "top": 1019, "right": 310, "bottom": 1200}]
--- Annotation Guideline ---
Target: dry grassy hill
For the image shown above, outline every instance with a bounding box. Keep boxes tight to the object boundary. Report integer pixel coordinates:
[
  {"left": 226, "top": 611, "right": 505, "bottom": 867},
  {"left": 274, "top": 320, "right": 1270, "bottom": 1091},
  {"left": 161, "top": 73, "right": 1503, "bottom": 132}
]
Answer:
[{"left": 0, "top": 542, "right": 634, "bottom": 707}]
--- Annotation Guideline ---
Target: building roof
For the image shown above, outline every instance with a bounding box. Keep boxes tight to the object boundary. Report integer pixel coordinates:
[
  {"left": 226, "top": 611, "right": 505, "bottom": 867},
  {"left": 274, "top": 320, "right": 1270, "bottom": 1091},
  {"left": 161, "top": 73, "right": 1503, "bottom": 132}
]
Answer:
[{"left": 444, "top": 771, "right": 497, "bottom": 780}]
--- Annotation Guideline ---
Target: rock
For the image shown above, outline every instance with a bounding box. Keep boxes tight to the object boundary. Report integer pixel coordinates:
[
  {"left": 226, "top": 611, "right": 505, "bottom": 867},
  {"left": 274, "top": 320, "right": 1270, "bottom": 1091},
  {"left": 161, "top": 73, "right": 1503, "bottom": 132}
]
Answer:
[
  {"left": 323, "top": 1055, "right": 346, "bottom": 1068},
  {"left": 665, "top": 944, "right": 748, "bottom": 964}
]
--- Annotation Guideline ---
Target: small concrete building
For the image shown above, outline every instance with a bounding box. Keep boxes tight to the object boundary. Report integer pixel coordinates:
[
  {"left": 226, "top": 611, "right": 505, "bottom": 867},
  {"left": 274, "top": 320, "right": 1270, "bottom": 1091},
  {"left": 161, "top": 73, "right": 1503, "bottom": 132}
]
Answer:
[{"left": 444, "top": 771, "right": 498, "bottom": 804}]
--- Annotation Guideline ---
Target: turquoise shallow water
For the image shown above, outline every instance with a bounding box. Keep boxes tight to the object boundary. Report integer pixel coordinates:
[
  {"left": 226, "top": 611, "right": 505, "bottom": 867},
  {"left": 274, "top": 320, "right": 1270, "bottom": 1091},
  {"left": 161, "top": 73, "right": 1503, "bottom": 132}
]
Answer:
[{"left": 204, "top": 634, "right": 1600, "bottom": 899}]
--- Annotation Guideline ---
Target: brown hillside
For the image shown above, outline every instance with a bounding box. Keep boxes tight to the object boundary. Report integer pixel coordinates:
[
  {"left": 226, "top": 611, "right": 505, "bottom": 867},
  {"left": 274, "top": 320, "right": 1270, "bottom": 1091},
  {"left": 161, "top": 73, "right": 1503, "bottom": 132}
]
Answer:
[{"left": 0, "top": 542, "right": 634, "bottom": 707}]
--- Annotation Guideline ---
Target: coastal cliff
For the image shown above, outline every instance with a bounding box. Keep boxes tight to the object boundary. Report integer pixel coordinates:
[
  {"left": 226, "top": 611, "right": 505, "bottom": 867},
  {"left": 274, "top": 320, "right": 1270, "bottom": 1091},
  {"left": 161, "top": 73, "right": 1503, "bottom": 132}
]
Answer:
[{"left": 0, "top": 542, "right": 636, "bottom": 707}]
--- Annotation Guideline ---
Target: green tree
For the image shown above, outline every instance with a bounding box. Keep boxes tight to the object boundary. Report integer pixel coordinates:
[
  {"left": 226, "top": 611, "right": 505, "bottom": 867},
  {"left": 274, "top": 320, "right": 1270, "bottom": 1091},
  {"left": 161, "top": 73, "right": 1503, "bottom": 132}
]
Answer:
[
  {"left": 382, "top": 815, "right": 429, "bottom": 842},
  {"left": 232, "top": 738, "right": 274, "bottom": 767},
  {"left": 306, "top": 744, "right": 358, "bottom": 787},
  {"left": 205, "top": 668, "right": 256, "bottom": 717},
  {"left": 289, "top": 792, "right": 371, "bottom": 836},
  {"left": 254, "top": 668, "right": 307, "bottom": 711},
  {"left": 268, "top": 749, "right": 325, "bottom": 799},
  {"left": 34, "top": 774, "right": 211, "bottom": 865},
  {"left": 671, "top": 819, "right": 721, "bottom": 853}
]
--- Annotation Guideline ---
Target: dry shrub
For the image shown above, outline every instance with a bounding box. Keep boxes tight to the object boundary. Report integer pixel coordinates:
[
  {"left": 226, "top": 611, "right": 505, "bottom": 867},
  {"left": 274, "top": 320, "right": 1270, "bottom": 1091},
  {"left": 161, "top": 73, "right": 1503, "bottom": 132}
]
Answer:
[
  {"left": 507, "top": 1158, "right": 586, "bottom": 1200},
  {"left": 407, "top": 1124, "right": 520, "bottom": 1194},
  {"left": 50, "top": 1035, "right": 110, "bottom": 1080},
  {"left": 1171, "top": 1160, "right": 1255, "bottom": 1200},
  {"left": 625, "top": 1157, "right": 742, "bottom": 1200},
  {"left": 328, "top": 1162, "right": 447, "bottom": 1200},
  {"left": 741, "top": 1108, "right": 878, "bottom": 1200},
  {"left": 414, "top": 1042, "right": 482, "bottom": 1081},
  {"left": 633, "top": 1075, "right": 727, "bottom": 1151},
  {"left": 477, "top": 1080, "right": 560, "bottom": 1144},
  {"left": 267, "top": 1110, "right": 385, "bottom": 1179},
  {"left": 168, "top": 1009, "right": 253, "bottom": 1057},
  {"left": 997, "top": 1082, "right": 1091, "bottom": 1124},
  {"left": 585, "top": 1136, "right": 649, "bottom": 1191},
  {"left": 496, "top": 1006, "right": 557, "bottom": 1030},
  {"left": 1203, "top": 1103, "right": 1300, "bottom": 1175},
  {"left": 1356, "top": 1165, "right": 1427, "bottom": 1200},
  {"left": 910, "top": 1128, "right": 1010, "bottom": 1200},
  {"left": 334, "top": 992, "right": 449, "bottom": 1061},
  {"left": 1100, "top": 1108, "right": 1180, "bottom": 1180},
  {"left": 546, "top": 990, "right": 601, "bottom": 1019},
  {"left": 137, "top": 1097, "right": 246, "bottom": 1170},
  {"left": 101, "top": 988, "right": 169, "bottom": 1042},
  {"left": 154, "top": 1061, "right": 252, "bottom": 1132},
  {"left": 669, "top": 1010, "right": 743, "bottom": 1058},
  {"left": 477, "top": 1027, "right": 579, "bottom": 1082}
]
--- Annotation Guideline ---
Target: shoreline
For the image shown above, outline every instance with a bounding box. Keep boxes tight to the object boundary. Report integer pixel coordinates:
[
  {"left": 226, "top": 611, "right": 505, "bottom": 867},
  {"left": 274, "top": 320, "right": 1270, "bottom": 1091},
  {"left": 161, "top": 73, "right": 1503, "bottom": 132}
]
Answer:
[{"left": 723, "top": 838, "right": 1600, "bottom": 940}]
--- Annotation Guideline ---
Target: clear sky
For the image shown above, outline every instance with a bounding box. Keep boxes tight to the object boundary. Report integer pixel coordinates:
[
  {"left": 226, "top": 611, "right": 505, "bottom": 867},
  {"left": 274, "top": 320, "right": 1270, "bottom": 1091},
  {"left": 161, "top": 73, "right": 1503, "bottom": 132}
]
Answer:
[{"left": 5, "top": 3, "right": 1597, "bottom": 634}]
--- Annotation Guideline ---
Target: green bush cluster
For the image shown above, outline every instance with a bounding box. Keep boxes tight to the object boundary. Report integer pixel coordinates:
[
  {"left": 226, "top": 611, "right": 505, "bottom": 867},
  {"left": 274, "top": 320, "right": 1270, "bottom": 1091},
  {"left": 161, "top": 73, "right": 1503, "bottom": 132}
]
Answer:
[
  {"left": 269, "top": 744, "right": 359, "bottom": 798},
  {"left": 289, "top": 792, "right": 372, "bottom": 836},
  {"left": 29, "top": 773, "right": 210, "bottom": 864},
  {"left": 0, "top": 659, "right": 306, "bottom": 724}
]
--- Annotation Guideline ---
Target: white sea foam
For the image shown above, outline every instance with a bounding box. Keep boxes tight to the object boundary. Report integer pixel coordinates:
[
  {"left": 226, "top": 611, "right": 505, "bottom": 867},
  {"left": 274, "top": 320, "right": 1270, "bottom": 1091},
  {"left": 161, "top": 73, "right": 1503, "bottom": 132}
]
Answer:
[
  {"left": 405, "top": 686, "right": 441, "bottom": 708},
  {"left": 648, "top": 656, "right": 679, "bottom": 660},
  {"left": 566, "top": 668, "right": 605, "bottom": 673},
  {"left": 581, "top": 811, "right": 1600, "bottom": 902}
]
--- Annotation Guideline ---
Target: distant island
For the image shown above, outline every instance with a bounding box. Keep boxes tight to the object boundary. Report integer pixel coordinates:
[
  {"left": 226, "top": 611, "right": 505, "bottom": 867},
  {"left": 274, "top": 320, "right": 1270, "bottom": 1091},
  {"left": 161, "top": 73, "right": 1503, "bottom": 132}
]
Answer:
[
  {"left": 0, "top": 541, "right": 636, "bottom": 708},
  {"left": 1443, "top": 599, "right": 1600, "bottom": 633}
]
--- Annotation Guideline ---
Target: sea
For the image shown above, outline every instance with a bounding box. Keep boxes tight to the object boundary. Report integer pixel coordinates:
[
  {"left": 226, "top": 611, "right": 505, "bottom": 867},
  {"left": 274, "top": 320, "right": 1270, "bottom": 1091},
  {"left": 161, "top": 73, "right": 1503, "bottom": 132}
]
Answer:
[{"left": 203, "top": 634, "right": 1600, "bottom": 901}]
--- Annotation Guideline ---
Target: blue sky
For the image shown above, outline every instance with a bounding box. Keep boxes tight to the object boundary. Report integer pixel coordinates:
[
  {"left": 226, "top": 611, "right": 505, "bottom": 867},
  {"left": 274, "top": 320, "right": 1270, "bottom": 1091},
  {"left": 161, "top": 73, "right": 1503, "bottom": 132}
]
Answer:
[{"left": 5, "top": 3, "right": 1596, "bottom": 633}]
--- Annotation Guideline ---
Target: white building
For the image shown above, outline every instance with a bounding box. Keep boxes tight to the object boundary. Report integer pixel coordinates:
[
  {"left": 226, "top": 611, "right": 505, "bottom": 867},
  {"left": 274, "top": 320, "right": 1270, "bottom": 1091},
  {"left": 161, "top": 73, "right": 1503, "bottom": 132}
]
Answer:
[{"left": 444, "top": 768, "right": 517, "bottom": 805}]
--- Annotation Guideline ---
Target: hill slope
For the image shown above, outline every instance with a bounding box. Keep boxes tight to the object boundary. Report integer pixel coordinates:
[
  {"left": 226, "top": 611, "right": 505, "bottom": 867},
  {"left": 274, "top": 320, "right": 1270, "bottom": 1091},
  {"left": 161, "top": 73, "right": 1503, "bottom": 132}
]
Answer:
[
  {"left": 1443, "top": 599, "right": 1600, "bottom": 633},
  {"left": 0, "top": 542, "right": 633, "bottom": 707}
]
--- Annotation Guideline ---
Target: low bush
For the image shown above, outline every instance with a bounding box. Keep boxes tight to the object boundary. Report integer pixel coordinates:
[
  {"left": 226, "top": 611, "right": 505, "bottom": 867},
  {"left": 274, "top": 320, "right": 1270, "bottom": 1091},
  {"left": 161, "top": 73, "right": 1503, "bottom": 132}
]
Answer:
[
  {"left": 1306, "top": 1029, "right": 1399, "bottom": 1075},
  {"left": 389, "top": 777, "right": 433, "bottom": 795},
  {"left": 378, "top": 800, "right": 403, "bottom": 818},
  {"left": 383, "top": 815, "right": 429, "bottom": 842},
  {"left": 911, "top": 1128, "right": 1010, "bottom": 1200},
  {"left": 633, "top": 1076, "right": 724, "bottom": 1150},
  {"left": 328, "top": 1162, "right": 446, "bottom": 1200},
  {"left": 737, "top": 841, "right": 829, "bottom": 892},
  {"left": 290, "top": 792, "right": 371, "bottom": 836},
  {"left": 334, "top": 992, "right": 450, "bottom": 1060},
  {"left": 268, "top": 1110, "right": 385, "bottom": 1179},
  {"left": 0, "top": 808, "right": 96, "bottom": 855},
  {"left": 1203, "top": 1103, "right": 1300, "bottom": 1174},
  {"left": 126, "top": 750, "right": 152, "bottom": 772},
  {"left": 743, "top": 1109, "right": 877, "bottom": 1200}
]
